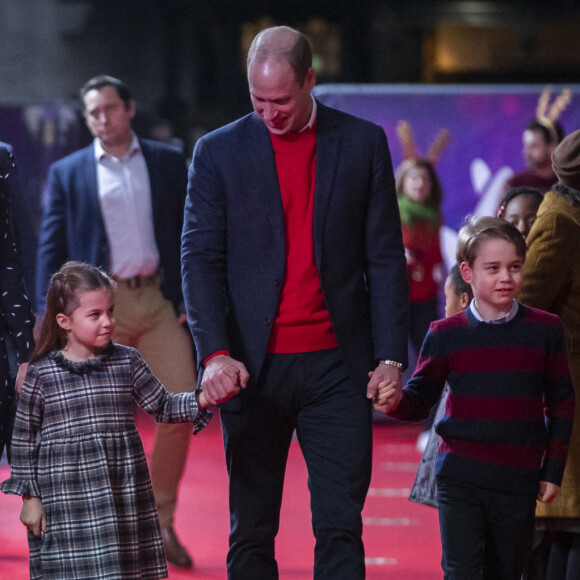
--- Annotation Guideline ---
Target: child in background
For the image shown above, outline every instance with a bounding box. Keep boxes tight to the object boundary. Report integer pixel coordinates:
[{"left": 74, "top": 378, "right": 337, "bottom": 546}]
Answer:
[
  {"left": 408, "top": 264, "right": 473, "bottom": 508},
  {"left": 497, "top": 186, "right": 544, "bottom": 239},
  {"left": 396, "top": 157, "right": 445, "bottom": 361},
  {"left": 376, "top": 217, "right": 574, "bottom": 579},
  {"left": 0, "top": 261, "right": 220, "bottom": 580}
]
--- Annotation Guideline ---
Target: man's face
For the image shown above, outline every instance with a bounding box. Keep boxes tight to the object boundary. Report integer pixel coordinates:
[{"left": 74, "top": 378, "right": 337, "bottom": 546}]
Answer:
[
  {"left": 83, "top": 85, "right": 135, "bottom": 149},
  {"left": 248, "top": 58, "right": 315, "bottom": 135},
  {"left": 522, "top": 129, "right": 553, "bottom": 170}
]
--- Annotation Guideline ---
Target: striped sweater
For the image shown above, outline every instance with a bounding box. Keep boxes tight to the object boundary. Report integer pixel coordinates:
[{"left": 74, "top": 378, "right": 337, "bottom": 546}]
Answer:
[{"left": 389, "top": 304, "right": 574, "bottom": 494}]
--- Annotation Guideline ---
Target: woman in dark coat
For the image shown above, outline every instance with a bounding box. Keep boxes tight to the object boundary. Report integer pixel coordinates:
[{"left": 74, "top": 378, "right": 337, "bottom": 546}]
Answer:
[{"left": 0, "top": 145, "right": 35, "bottom": 462}]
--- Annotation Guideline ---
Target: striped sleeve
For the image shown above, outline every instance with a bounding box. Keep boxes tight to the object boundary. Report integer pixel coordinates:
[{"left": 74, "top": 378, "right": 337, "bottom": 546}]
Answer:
[{"left": 388, "top": 326, "right": 448, "bottom": 422}]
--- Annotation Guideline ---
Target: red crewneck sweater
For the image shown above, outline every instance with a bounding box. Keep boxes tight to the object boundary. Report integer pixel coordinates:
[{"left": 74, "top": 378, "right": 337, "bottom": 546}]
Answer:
[{"left": 266, "top": 124, "right": 338, "bottom": 353}]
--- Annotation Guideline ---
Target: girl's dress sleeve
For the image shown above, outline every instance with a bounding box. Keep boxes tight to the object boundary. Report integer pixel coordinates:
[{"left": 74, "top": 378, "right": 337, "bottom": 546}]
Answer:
[
  {"left": 130, "top": 348, "right": 211, "bottom": 434},
  {"left": 0, "top": 365, "right": 44, "bottom": 496}
]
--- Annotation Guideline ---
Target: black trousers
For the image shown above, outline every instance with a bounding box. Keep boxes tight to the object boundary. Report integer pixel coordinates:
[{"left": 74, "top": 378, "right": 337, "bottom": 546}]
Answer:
[
  {"left": 220, "top": 349, "right": 373, "bottom": 580},
  {"left": 437, "top": 476, "right": 537, "bottom": 579}
]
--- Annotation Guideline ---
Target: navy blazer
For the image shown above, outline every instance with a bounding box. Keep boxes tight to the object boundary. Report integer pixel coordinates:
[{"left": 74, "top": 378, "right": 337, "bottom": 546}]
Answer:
[
  {"left": 36, "top": 138, "right": 187, "bottom": 313},
  {"left": 182, "top": 101, "right": 409, "bottom": 393}
]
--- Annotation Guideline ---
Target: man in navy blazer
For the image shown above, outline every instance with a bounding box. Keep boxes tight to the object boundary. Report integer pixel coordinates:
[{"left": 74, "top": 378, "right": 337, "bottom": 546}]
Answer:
[
  {"left": 182, "top": 27, "right": 409, "bottom": 579},
  {"left": 36, "top": 76, "right": 197, "bottom": 568}
]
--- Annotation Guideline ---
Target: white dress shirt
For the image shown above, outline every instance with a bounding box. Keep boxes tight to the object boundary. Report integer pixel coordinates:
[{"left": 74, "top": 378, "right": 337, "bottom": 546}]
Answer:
[{"left": 94, "top": 134, "right": 159, "bottom": 279}]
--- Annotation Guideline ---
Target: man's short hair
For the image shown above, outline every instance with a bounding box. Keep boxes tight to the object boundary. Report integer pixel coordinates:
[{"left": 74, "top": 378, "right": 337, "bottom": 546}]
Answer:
[
  {"left": 247, "top": 26, "right": 312, "bottom": 87},
  {"left": 456, "top": 216, "right": 527, "bottom": 266},
  {"left": 80, "top": 75, "right": 132, "bottom": 107},
  {"left": 525, "top": 119, "right": 564, "bottom": 145}
]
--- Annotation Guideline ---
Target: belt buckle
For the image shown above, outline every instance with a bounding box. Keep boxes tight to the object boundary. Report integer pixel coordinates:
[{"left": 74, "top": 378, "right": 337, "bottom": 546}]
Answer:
[{"left": 126, "top": 276, "right": 141, "bottom": 289}]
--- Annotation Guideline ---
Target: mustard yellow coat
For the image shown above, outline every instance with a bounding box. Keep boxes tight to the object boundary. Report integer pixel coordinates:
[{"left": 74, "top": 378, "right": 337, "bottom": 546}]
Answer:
[{"left": 520, "top": 188, "right": 580, "bottom": 518}]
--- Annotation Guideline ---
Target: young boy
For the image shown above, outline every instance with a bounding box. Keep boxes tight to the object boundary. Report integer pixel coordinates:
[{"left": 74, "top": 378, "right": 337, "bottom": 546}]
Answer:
[{"left": 376, "top": 217, "right": 574, "bottom": 579}]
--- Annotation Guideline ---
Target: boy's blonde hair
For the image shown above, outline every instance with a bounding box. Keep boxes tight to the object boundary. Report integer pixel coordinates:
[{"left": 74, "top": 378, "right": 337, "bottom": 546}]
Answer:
[{"left": 456, "top": 216, "right": 527, "bottom": 266}]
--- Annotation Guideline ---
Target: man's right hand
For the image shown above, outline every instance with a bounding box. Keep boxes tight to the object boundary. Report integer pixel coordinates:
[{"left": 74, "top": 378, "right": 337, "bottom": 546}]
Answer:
[{"left": 201, "top": 355, "right": 249, "bottom": 405}]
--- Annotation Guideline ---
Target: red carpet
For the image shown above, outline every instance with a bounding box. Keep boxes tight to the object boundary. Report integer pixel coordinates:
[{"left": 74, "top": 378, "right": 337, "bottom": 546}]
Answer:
[{"left": 0, "top": 413, "right": 442, "bottom": 579}]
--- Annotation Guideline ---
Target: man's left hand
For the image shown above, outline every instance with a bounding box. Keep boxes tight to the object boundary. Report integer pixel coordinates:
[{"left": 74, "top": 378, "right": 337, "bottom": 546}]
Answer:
[{"left": 366, "top": 364, "right": 402, "bottom": 413}]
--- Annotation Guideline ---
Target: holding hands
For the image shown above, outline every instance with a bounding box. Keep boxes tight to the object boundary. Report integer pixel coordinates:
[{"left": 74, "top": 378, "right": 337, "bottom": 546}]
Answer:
[
  {"left": 201, "top": 354, "right": 249, "bottom": 406},
  {"left": 366, "top": 364, "right": 403, "bottom": 414}
]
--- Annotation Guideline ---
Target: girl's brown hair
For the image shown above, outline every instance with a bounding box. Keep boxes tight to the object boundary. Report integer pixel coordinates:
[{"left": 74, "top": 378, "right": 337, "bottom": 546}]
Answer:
[
  {"left": 395, "top": 158, "right": 444, "bottom": 213},
  {"left": 31, "top": 262, "right": 116, "bottom": 363}
]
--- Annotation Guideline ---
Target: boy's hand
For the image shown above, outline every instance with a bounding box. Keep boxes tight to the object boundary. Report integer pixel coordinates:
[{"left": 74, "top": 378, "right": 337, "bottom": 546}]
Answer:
[
  {"left": 20, "top": 496, "right": 46, "bottom": 538},
  {"left": 538, "top": 481, "right": 560, "bottom": 503},
  {"left": 367, "top": 370, "right": 402, "bottom": 414}
]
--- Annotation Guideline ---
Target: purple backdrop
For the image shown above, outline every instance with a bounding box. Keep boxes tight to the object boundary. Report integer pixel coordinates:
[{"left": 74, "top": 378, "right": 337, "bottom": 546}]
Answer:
[{"left": 314, "top": 84, "right": 580, "bottom": 231}]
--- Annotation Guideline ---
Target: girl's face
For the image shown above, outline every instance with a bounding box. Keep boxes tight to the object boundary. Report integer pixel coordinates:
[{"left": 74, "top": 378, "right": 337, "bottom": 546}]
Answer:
[
  {"left": 402, "top": 166, "right": 432, "bottom": 203},
  {"left": 56, "top": 289, "right": 115, "bottom": 360},
  {"left": 503, "top": 194, "right": 540, "bottom": 239},
  {"left": 444, "top": 276, "right": 471, "bottom": 317}
]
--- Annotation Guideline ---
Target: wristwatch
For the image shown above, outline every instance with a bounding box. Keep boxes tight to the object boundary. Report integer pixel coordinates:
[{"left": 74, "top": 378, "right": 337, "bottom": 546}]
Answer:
[{"left": 377, "top": 359, "right": 404, "bottom": 370}]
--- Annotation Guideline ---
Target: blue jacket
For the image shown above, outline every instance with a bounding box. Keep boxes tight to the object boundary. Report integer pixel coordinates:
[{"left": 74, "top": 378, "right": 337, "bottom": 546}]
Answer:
[
  {"left": 182, "top": 101, "right": 409, "bottom": 394},
  {"left": 36, "top": 138, "right": 187, "bottom": 313}
]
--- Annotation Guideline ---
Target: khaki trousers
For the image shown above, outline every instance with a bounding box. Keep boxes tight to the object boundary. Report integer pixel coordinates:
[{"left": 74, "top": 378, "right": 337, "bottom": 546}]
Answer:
[{"left": 112, "top": 276, "right": 196, "bottom": 528}]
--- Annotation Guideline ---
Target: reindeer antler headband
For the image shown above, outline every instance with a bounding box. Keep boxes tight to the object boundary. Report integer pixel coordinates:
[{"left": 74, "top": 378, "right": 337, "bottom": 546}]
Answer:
[
  {"left": 536, "top": 86, "right": 572, "bottom": 143},
  {"left": 396, "top": 120, "right": 450, "bottom": 166}
]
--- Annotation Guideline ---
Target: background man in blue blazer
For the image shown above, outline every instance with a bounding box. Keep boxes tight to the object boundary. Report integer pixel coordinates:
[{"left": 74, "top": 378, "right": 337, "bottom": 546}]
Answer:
[
  {"left": 182, "top": 27, "right": 409, "bottom": 579},
  {"left": 36, "top": 76, "right": 196, "bottom": 568}
]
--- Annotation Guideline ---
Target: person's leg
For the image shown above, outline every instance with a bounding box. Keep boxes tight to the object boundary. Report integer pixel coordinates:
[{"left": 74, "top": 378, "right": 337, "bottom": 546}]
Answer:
[
  {"left": 545, "top": 531, "right": 580, "bottom": 580},
  {"left": 296, "top": 349, "right": 372, "bottom": 580},
  {"left": 522, "top": 524, "right": 556, "bottom": 580},
  {"left": 482, "top": 488, "right": 536, "bottom": 580},
  {"left": 436, "top": 476, "right": 486, "bottom": 579},
  {"left": 546, "top": 532, "right": 571, "bottom": 579},
  {"left": 564, "top": 532, "right": 580, "bottom": 580},
  {"left": 113, "top": 279, "right": 196, "bottom": 567},
  {"left": 220, "top": 354, "right": 298, "bottom": 580}
]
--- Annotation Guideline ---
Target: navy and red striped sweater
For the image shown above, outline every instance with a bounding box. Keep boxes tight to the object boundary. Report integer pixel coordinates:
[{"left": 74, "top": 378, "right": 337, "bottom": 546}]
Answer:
[{"left": 389, "top": 304, "right": 574, "bottom": 494}]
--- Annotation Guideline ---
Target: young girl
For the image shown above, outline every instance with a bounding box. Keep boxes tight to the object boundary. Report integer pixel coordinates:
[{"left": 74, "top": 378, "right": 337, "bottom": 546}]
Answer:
[
  {"left": 396, "top": 158, "right": 445, "bottom": 358},
  {"left": 0, "top": 261, "right": 216, "bottom": 580},
  {"left": 408, "top": 265, "right": 473, "bottom": 508},
  {"left": 497, "top": 186, "right": 543, "bottom": 239}
]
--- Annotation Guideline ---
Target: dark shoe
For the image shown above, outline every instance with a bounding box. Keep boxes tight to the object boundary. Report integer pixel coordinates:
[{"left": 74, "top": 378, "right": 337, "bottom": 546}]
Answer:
[{"left": 161, "top": 526, "right": 193, "bottom": 568}]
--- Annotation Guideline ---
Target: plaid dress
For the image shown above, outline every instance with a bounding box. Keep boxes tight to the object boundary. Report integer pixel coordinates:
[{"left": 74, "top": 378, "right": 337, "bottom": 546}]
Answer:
[{"left": 1, "top": 343, "right": 210, "bottom": 579}]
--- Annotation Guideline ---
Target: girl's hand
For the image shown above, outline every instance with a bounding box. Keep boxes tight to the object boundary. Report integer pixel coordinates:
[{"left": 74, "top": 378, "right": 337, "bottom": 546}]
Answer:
[
  {"left": 20, "top": 496, "right": 46, "bottom": 538},
  {"left": 197, "top": 390, "right": 208, "bottom": 409},
  {"left": 538, "top": 481, "right": 560, "bottom": 504}
]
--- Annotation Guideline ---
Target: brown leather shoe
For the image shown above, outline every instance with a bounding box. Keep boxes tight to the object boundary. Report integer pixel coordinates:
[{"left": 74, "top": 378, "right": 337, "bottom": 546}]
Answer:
[{"left": 161, "top": 526, "right": 193, "bottom": 568}]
